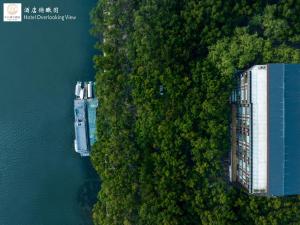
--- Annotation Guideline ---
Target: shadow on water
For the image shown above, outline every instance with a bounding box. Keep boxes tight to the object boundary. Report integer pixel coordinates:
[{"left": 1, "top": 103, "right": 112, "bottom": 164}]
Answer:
[{"left": 77, "top": 158, "right": 100, "bottom": 225}]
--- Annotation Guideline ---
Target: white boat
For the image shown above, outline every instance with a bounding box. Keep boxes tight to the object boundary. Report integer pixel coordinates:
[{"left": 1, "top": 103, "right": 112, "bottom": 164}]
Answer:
[
  {"left": 75, "top": 82, "right": 81, "bottom": 97},
  {"left": 79, "top": 88, "right": 84, "bottom": 99},
  {"left": 87, "top": 82, "right": 93, "bottom": 98}
]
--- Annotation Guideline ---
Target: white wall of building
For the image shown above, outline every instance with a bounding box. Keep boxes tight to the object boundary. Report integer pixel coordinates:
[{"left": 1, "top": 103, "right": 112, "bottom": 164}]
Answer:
[{"left": 251, "top": 65, "right": 268, "bottom": 192}]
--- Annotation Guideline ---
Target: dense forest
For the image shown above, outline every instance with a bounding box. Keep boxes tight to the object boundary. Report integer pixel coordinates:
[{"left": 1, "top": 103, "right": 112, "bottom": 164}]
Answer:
[{"left": 90, "top": 0, "right": 300, "bottom": 224}]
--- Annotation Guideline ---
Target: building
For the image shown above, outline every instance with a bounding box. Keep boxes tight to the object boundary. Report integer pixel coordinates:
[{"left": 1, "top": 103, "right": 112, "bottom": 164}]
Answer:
[
  {"left": 229, "top": 64, "right": 300, "bottom": 196},
  {"left": 74, "top": 81, "right": 98, "bottom": 157}
]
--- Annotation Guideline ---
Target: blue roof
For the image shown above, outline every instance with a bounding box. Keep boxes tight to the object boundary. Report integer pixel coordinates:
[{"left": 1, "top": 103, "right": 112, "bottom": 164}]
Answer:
[
  {"left": 268, "top": 64, "right": 300, "bottom": 196},
  {"left": 87, "top": 98, "right": 98, "bottom": 146},
  {"left": 74, "top": 99, "right": 89, "bottom": 156}
]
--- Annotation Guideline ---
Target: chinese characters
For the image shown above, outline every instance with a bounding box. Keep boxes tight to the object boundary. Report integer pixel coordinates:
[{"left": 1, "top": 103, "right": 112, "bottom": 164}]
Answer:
[{"left": 23, "top": 6, "right": 59, "bottom": 14}]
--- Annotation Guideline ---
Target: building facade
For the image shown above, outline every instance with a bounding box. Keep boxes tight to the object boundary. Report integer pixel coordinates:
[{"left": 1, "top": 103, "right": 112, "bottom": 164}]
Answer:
[{"left": 230, "top": 64, "right": 300, "bottom": 196}]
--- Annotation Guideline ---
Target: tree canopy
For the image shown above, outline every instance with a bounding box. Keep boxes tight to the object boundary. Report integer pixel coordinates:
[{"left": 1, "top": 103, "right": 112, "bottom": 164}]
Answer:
[{"left": 90, "top": 0, "right": 300, "bottom": 224}]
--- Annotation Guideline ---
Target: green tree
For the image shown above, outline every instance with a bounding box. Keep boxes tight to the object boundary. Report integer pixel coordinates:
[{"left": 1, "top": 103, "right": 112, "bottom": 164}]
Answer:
[{"left": 91, "top": 0, "right": 300, "bottom": 224}]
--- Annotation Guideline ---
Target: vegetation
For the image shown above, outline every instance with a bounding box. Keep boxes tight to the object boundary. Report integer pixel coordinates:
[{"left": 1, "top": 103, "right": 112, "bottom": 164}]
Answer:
[{"left": 90, "top": 0, "right": 300, "bottom": 224}]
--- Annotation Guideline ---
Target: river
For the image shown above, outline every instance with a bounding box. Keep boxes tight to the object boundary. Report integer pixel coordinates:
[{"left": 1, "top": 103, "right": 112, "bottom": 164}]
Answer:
[{"left": 0, "top": 0, "right": 99, "bottom": 224}]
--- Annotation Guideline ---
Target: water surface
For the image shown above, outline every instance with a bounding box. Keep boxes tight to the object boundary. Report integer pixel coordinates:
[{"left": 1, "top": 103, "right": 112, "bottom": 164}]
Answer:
[{"left": 0, "top": 1, "right": 99, "bottom": 224}]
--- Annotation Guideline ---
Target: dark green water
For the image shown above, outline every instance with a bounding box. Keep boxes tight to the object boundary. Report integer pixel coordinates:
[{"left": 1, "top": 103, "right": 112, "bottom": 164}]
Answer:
[{"left": 0, "top": 1, "right": 99, "bottom": 224}]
